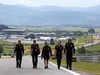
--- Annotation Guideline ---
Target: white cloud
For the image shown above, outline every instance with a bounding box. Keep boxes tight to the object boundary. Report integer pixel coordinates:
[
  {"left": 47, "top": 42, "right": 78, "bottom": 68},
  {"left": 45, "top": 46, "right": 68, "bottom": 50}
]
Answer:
[
  {"left": 0, "top": 0, "right": 100, "bottom": 7},
  {"left": 19, "top": 0, "right": 31, "bottom": 6}
]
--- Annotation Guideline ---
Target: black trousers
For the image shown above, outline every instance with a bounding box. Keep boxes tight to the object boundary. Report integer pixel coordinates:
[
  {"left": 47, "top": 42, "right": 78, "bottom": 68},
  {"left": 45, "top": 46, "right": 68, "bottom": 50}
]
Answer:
[
  {"left": 57, "top": 56, "right": 62, "bottom": 68},
  {"left": 32, "top": 55, "right": 38, "bottom": 67},
  {"left": 16, "top": 54, "right": 22, "bottom": 67},
  {"left": 66, "top": 55, "right": 72, "bottom": 69},
  {"left": 16, "top": 58, "right": 22, "bottom": 67}
]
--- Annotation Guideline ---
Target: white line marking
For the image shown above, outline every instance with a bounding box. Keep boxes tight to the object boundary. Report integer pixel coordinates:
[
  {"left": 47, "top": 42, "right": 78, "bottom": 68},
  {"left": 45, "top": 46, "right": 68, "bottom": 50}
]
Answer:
[{"left": 49, "top": 62, "right": 80, "bottom": 75}]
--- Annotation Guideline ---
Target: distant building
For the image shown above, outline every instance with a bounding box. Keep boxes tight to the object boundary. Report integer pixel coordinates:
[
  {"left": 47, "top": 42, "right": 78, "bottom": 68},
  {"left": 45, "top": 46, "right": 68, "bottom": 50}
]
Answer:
[
  {"left": 2, "top": 29, "right": 25, "bottom": 35},
  {"left": 40, "top": 37, "right": 51, "bottom": 40},
  {"left": 0, "top": 35, "right": 7, "bottom": 40},
  {"left": 58, "top": 37, "right": 71, "bottom": 40},
  {"left": 27, "top": 32, "right": 56, "bottom": 39},
  {"left": 34, "top": 33, "right": 56, "bottom": 37},
  {"left": 10, "top": 35, "right": 25, "bottom": 40}
]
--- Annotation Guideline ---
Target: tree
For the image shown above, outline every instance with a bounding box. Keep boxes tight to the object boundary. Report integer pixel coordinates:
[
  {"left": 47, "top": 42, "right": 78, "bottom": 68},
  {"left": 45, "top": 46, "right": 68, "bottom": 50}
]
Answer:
[
  {"left": 0, "top": 43, "right": 3, "bottom": 53},
  {"left": 88, "top": 28, "right": 95, "bottom": 33},
  {"left": 77, "top": 46, "right": 86, "bottom": 53},
  {"left": 73, "top": 31, "right": 83, "bottom": 36},
  {"left": 0, "top": 24, "right": 9, "bottom": 31},
  {"left": 25, "top": 34, "right": 36, "bottom": 39}
]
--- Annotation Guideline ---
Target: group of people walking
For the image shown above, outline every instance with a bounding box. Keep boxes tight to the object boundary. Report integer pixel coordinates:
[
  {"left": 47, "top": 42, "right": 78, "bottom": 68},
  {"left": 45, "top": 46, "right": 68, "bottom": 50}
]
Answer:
[{"left": 14, "top": 39, "right": 75, "bottom": 70}]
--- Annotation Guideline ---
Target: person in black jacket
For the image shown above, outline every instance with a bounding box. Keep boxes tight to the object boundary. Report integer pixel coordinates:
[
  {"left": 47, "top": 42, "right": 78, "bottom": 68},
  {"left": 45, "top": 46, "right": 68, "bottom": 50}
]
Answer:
[
  {"left": 65, "top": 39, "right": 75, "bottom": 70},
  {"left": 55, "top": 40, "right": 64, "bottom": 69},
  {"left": 42, "top": 42, "right": 52, "bottom": 69},
  {"left": 30, "top": 40, "right": 40, "bottom": 69},
  {"left": 14, "top": 40, "right": 24, "bottom": 68}
]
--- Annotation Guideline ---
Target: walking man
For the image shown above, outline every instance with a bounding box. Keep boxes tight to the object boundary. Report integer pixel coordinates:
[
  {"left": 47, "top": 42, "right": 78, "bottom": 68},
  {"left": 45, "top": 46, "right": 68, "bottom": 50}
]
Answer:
[
  {"left": 65, "top": 39, "right": 75, "bottom": 70},
  {"left": 55, "top": 40, "right": 64, "bottom": 69},
  {"left": 14, "top": 40, "right": 24, "bottom": 68},
  {"left": 30, "top": 40, "right": 40, "bottom": 69},
  {"left": 42, "top": 42, "right": 52, "bottom": 69}
]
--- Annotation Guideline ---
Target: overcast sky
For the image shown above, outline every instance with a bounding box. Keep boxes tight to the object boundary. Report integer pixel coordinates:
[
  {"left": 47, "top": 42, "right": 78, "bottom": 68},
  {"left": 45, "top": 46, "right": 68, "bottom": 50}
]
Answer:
[{"left": 0, "top": 0, "right": 100, "bottom": 7}]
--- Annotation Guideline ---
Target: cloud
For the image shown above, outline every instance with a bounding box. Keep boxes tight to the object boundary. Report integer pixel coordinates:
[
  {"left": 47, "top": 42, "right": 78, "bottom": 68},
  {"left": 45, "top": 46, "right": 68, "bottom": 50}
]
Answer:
[
  {"left": 20, "top": 0, "right": 32, "bottom": 5},
  {"left": 0, "top": 0, "right": 100, "bottom": 7}
]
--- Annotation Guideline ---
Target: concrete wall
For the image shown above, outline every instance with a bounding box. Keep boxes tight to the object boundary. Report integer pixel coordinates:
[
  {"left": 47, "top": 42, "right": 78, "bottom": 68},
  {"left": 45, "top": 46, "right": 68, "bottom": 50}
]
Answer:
[
  {"left": 76, "top": 56, "right": 100, "bottom": 63},
  {"left": 62, "top": 56, "right": 100, "bottom": 63}
]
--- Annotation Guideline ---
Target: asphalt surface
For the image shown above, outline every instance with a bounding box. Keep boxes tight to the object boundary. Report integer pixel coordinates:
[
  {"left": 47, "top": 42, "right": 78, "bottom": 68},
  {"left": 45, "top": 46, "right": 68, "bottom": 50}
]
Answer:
[{"left": 0, "top": 56, "right": 80, "bottom": 75}]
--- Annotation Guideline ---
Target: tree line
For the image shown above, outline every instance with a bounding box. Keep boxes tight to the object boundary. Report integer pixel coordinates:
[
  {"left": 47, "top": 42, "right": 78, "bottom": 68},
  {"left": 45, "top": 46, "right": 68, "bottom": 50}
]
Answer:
[{"left": 0, "top": 24, "right": 9, "bottom": 31}]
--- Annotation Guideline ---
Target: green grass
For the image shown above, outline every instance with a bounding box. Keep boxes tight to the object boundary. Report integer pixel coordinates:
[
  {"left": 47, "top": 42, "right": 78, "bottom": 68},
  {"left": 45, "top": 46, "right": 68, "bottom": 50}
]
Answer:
[
  {"left": 75, "top": 44, "right": 85, "bottom": 47},
  {"left": 4, "top": 45, "right": 14, "bottom": 48},
  {"left": 10, "top": 26, "right": 100, "bottom": 32},
  {"left": 0, "top": 40, "right": 8, "bottom": 43},
  {"left": 86, "top": 43, "right": 100, "bottom": 53},
  {"left": 3, "top": 49, "right": 13, "bottom": 54},
  {"left": 76, "top": 36, "right": 92, "bottom": 43},
  {"left": 50, "top": 59, "right": 100, "bottom": 75},
  {"left": 77, "top": 36, "right": 85, "bottom": 43},
  {"left": 72, "top": 62, "right": 100, "bottom": 75}
]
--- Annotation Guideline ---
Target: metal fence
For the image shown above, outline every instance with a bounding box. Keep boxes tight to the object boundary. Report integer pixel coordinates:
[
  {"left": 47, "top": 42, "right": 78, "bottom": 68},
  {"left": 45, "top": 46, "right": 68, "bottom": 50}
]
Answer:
[{"left": 76, "top": 53, "right": 100, "bottom": 56}]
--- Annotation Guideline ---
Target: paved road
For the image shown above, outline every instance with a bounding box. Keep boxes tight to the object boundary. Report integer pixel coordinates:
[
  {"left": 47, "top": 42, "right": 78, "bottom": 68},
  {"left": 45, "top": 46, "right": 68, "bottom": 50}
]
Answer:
[{"left": 0, "top": 56, "right": 80, "bottom": 75}]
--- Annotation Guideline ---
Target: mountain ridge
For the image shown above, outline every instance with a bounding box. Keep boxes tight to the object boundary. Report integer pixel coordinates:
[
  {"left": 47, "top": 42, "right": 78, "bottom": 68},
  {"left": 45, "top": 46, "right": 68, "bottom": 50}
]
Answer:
[{"left": 0, "top": 3, "right": 100, "bottom": 25}]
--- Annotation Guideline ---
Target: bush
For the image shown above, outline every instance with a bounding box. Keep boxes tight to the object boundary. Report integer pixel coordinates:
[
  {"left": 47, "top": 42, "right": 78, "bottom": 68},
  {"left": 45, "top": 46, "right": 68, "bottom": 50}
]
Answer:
[
  {"left": 77, "top": 46, "right": 86, "bottom": 53},
  {"left": 73, "top": 31, "right": 83, "bottom": 36},
  {"left": 25, "top": 34, "right": 36, "bottom": 39},
  {"left": 0, "top": 43, "right": 3, "bottom": 53},
  {"left": 0, "top": 24, "right": 9, "bottom": 31},
  {"left": 88, "top": 28, "right": 95, "bottom": 33}
]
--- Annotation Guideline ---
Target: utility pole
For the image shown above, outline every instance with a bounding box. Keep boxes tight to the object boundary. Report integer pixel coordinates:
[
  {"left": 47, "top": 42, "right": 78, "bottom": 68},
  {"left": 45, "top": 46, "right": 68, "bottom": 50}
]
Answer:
[{"left": 91, "top": 32, "right": 93, "bottom": 56}]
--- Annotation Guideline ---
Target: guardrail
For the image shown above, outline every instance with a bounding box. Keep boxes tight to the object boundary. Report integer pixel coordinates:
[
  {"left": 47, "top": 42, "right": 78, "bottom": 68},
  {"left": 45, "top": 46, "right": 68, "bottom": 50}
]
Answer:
[
  {"left": 76, "top": 53, "right": 100, "bottom": 56},
  {"left": 0, "top": 53, "right": 14, "bottom": 56},
  {"left": 0, "top": 51, "right": 30, "bottom": 58},
  {"left": 0, "top": 53, "right": 14, "bottom": 58}
]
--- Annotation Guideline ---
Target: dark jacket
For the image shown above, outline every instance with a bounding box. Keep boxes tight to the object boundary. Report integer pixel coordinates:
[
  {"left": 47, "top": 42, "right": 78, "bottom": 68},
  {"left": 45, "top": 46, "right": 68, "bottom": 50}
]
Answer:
[
  {"left": 65, "top": 42, "right": 75, "bottom": 56},
  {"left": 42, "top": 46, "right": 52, "bottom": 59},
  {"left": 14, "top": 44, "right": 24, "bottom": 59},
  {"left": 31, "top": 44, "right": 40, "bottom": 55},
  {"left": 55, "top": 45, "right": 63, "bottom": 57}
]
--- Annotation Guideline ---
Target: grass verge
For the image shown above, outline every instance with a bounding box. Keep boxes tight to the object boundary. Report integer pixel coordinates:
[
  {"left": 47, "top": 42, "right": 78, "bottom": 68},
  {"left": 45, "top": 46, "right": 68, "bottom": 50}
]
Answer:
[{"left": 50, "top": 59, "right": 100, "bottom": 75}]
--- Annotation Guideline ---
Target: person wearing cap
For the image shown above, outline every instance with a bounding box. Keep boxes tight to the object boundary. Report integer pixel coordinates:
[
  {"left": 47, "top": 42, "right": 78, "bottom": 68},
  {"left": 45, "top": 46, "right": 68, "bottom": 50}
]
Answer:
[
  {"left": 65, "top": 39, "right": 75, "bottom": 70},
  {"left": 30, "top": 40, "right": 40, "bottom": 69},
  {"left": 42, "top": 42, "right": 52, "bottom": 69},
  {"left": 55, "top": 40, "right": 64, "bottom": 69},
  {"left": 14, "top": 40, "right": 24, "bottom": 68}
]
